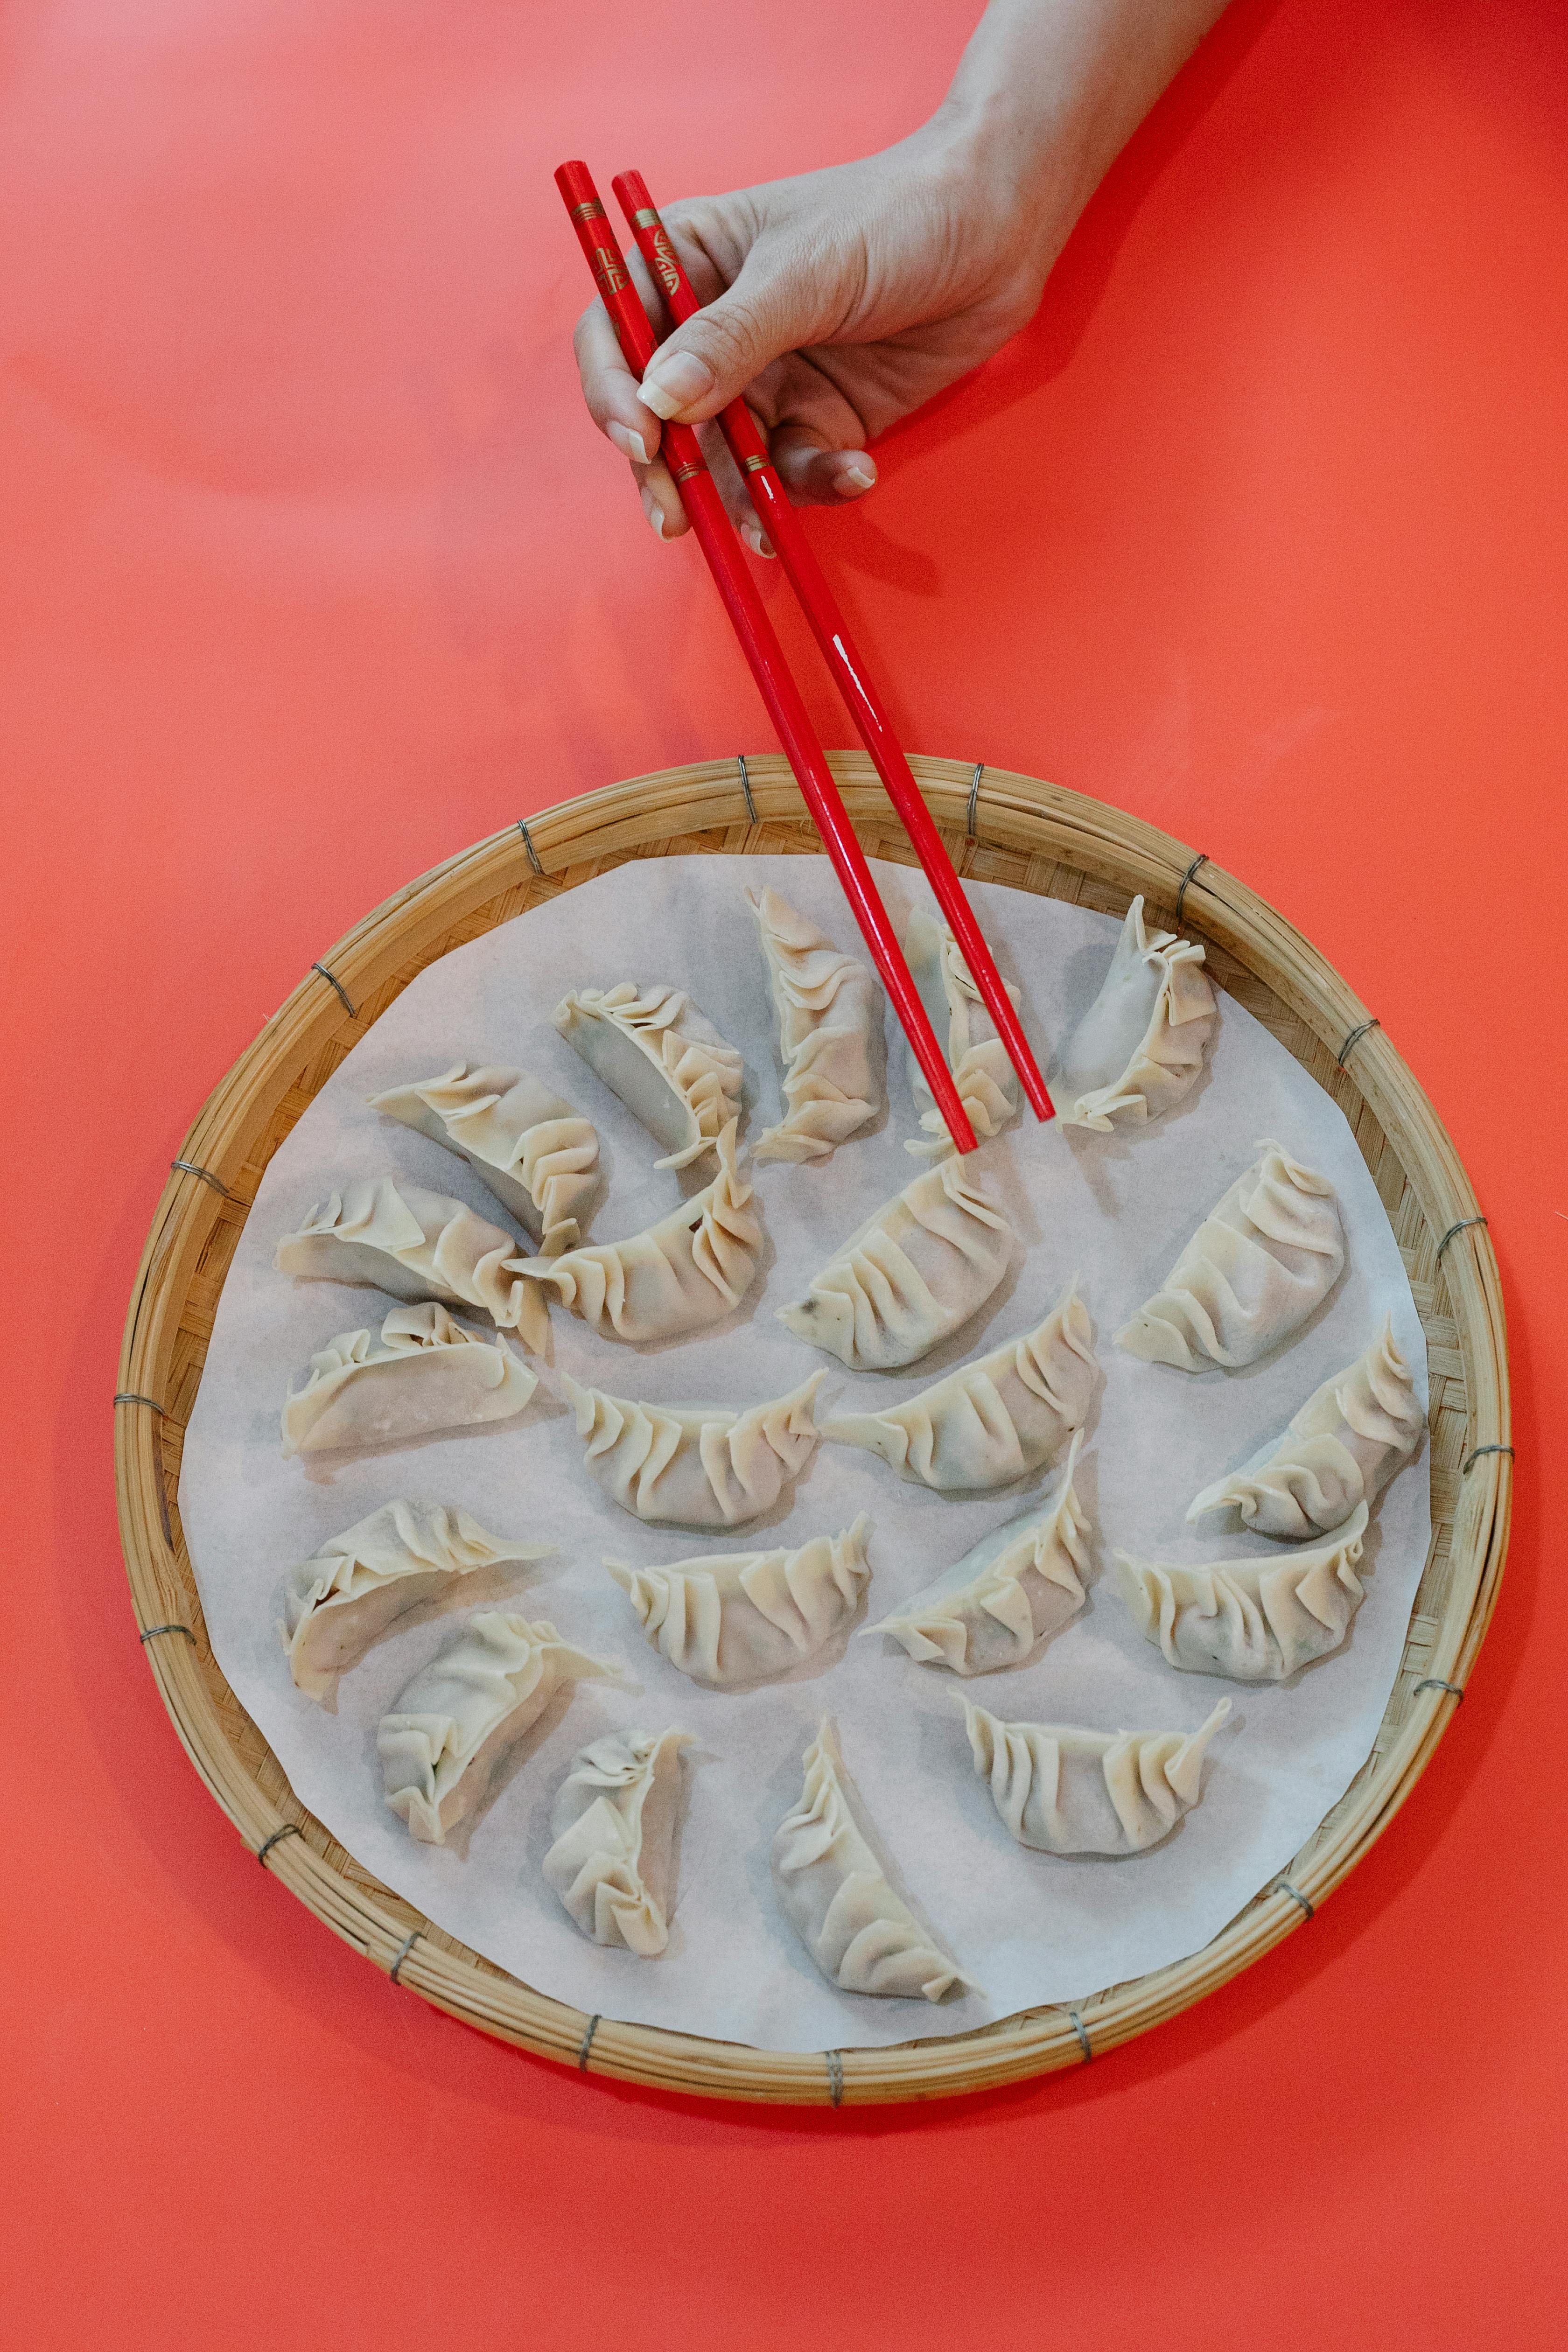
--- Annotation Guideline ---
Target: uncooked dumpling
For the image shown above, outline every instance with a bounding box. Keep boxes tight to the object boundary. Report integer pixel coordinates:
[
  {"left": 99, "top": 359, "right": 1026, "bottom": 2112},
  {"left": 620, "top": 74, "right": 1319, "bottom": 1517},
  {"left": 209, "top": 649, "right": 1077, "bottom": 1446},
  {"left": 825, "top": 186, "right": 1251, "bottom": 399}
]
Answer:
[
  {"left": 770, "top": 1720, "right": 969, "bottom": 2002},
  {"left": 369, "top": 1062, "right": 600, "bottom": 1254},
  {"left": 554, "top": 981, "right": 744, "bottom": 1170},
  {"left": 863, "top": 1434, "right": 1090, "bottom": 1671},
  {"left": 777, "top": 1156, "right": 1012, "bottom": 1370},
  {"left": 542, "top": 1726, "right": 692, "bottom": 1955},
  {"left": 822, "top": 1280, "right": 1095, "bottom": 1491},
  {"left": 747, "top": 886, "right": 877, "bottom": 1163},
  {"left": 1113, "top": 1501, "right": 1369, "bottom": 1680},
  {"left": 280, "top": 1302, "right": 538, "bottom": 1458},
  {"left": 518, "top": 1120, "right": 762, "bottom": 1342},
  {"left": 903, "top": 909, "right": 1024, "bottom": 1159},
  {"left": 1116, "top": 1141, "right": 1344, "bottom": 1371},
  {"left": 1188, "top": 1316, "right": 1424, "bottom": 1538},
  {"left": 961, "top": 1696, "right": 1230, "bottom": 1854},
  {"left": 280, "top": 1500, "right": 553, "bottom": 1701},
  {"left": 377, "top": 1610, "right": 620, "bottom": 1844},
  {"left": 1057, "top": 895, "right": 1216, "bottom": 1132},
  {"left": 562, "top": 1370, "right": 824, "bottom": 1527},
  {"left": 605, "top": 1517, "right": 872, "bottom": 1688},
  {"left": 274, "top": 1175, "right": 548, "bottom": 1352}
]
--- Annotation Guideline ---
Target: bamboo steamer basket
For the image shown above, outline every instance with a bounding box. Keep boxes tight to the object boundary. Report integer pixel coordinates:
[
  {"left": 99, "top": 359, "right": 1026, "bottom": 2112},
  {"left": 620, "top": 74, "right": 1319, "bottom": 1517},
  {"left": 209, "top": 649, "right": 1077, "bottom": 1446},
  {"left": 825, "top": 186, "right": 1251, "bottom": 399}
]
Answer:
[{"left": 115, "top": 754, "right": 1510, "bottom": 2105}]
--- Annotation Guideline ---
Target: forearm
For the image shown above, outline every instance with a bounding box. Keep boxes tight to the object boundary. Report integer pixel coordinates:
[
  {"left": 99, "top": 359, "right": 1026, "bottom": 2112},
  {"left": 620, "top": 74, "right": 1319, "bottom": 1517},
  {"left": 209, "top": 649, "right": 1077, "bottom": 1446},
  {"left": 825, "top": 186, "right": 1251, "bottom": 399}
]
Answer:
[{"left": 927, "top": 0, "right": 1231, "bottom": 271}]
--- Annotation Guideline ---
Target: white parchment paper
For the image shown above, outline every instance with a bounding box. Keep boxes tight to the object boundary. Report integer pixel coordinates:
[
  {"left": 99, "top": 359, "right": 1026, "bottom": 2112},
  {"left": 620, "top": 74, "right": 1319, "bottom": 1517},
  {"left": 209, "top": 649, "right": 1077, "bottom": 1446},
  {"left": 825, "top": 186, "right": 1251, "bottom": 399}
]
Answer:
[{"left": 179, "top": 855, "right": 1428, "bottom": 2052}]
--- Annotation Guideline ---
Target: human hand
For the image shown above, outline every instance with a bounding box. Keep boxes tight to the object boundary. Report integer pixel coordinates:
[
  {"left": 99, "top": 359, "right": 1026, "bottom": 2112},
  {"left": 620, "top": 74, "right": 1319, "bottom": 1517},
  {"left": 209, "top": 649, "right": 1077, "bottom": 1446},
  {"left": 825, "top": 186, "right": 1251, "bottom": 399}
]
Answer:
[
  {"left": 572, "top": 121, "right": 1064, "bottom": 549},
  {"left": 571, "top": 0, "right": 1229, "bottom": 550}
]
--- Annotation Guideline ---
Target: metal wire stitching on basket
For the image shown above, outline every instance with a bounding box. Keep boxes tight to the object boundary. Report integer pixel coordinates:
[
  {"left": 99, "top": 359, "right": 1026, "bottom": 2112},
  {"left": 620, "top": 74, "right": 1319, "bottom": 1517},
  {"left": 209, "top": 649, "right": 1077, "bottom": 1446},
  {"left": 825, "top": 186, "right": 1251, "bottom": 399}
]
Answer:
[
  {"left": 171, "top": 1159, "right": 240, "bottom": 1200},
  {"left": 1336, "top": 1016, "right": 1380, "bottom": 1066},
  {"left": 1437, "top": 1215, "right": 1488, "bottom": 1260},
  {"left": 388, "top": 1929, "right": 422, "bottom": 1986},
  {"left": 256, "top": 1824, "right": 304, "bottom": 1868},
  {"left": 1176, "top": 851, "right": 1209, "bottom": 922},
  {"left": 311, "top": 962, "right": 358, "bottom": 1019}
]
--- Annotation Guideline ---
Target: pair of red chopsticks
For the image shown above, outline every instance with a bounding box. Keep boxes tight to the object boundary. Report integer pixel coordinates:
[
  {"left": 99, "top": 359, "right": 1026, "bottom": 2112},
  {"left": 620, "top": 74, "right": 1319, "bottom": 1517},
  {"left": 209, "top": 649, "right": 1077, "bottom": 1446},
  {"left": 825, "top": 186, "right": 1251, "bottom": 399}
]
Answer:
[{"left": 553, "top": 160, "right": 1053, "bottom": 1153}]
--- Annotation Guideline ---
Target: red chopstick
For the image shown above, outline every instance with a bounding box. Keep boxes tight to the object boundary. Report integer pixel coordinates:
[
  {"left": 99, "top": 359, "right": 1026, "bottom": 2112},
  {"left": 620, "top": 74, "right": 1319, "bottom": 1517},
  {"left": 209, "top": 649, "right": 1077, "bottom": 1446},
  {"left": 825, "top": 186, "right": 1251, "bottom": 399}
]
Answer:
[
  {"left": 611, "top": 169, "right": 1053, "bottom": 1128},
  {"left": 554, "top": 160, "right": 979, "bottom": 1154}
]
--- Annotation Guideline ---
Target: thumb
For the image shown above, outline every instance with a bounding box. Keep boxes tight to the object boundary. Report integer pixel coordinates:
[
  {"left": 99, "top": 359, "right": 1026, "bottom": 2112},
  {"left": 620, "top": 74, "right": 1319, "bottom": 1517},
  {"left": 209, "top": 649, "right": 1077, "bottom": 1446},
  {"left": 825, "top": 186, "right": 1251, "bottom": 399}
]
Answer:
[{"left": 634, "top": 255, "right": 808, "bottom": 426}]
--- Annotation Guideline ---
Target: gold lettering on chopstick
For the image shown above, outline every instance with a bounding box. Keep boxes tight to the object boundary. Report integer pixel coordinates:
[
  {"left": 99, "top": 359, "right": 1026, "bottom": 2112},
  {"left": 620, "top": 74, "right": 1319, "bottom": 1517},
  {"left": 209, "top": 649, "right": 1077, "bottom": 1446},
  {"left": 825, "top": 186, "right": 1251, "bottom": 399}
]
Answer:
[
  {"left": 592, "top": 246, "right": 629, "bottom": 296},
  {"left": 649, "top": 226, "right": 683, "bottom": 303}
]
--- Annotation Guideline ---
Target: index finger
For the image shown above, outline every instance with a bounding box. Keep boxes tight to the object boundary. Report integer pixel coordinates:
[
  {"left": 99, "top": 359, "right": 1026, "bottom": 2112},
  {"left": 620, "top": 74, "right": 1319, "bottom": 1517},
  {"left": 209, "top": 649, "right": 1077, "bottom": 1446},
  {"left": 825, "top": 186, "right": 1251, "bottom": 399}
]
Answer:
[{"left": 572, "top": 298, "right": 663, "bottom": 469}]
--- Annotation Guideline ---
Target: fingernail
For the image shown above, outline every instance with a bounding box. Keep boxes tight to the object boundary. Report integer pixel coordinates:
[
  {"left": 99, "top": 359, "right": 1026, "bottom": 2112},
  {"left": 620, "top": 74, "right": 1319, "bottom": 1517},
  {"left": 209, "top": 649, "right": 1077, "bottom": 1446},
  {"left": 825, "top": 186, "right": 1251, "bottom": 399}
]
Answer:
[
  {"left": 607, "top": 420, "right": 651, "bottom": 465},
  {"left": 637, "top": 351, "right": 715, "bottom": 420},
  {"left": 742, "top": 522, "right": 776, "bottom": 560},
  {"left": 835, "top": 456, "right": 877, "bottom": 495},
  {"left": 640, "top": 486, "right": 666, "bottom": 540}
]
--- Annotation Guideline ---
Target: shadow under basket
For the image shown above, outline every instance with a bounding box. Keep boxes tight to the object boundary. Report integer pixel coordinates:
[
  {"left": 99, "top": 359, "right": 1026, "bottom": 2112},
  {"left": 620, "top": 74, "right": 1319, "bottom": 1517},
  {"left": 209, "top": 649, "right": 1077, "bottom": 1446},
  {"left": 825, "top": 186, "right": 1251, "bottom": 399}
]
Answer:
[{"left": 115, "top": 753, "right": 1511, "bottom": 2106}]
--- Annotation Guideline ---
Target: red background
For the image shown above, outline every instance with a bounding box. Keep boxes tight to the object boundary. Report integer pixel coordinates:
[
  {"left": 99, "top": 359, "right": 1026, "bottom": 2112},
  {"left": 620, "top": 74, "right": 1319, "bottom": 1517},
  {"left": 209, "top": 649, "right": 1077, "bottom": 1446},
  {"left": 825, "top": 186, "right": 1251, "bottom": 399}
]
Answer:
[{"left": 4, "top": 1, "right": 1564, "bottom": 2344}]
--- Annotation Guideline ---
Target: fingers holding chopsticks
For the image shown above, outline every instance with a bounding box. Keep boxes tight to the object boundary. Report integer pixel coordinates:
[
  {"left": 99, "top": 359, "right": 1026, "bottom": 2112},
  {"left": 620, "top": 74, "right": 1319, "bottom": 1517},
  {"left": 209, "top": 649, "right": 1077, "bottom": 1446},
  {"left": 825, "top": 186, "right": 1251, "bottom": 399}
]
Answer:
[
  {"left": 764, "top": 371, "right": 880, "bottom": 508},
  {"left": 572, "top": 298, "right": 679, "bottom": 539},
  {"left": 574, "top": 296, "right": 777, "bottom": 552}
]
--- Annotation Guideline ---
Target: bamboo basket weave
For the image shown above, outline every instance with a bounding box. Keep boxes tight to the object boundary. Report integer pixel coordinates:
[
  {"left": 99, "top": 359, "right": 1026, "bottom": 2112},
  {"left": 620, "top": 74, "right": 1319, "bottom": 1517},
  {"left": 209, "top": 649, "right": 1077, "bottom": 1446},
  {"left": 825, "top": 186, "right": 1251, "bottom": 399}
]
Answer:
[{"left": 115, "top": 755, "right": 1511, "bottom": 2105}]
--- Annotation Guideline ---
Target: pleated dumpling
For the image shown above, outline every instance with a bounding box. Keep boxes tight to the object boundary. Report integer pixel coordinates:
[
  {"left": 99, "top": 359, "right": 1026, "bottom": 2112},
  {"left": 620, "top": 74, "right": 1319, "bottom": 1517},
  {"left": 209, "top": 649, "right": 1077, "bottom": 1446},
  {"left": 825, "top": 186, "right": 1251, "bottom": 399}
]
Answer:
[
  {"left": 1113, "top": 1501, "right": 1369, "bottom": 1680},
  {"left": 903, "top": 910, "right": 1023, "bottom": 1160},
  {"left": 777, "top": 1156, "right": 1013, "bottom": 1371},
  {"left": 961, "top": 1697, "right": 1230, "bottom": 1854},
  {"left": 377, "top": 1611, "right": 620, "bottom": 1844},
  {"left": 554, "top": 981, "right": 743, "bottom": 1170},
  {"left": 822, "top": 1280, "right": 1095, "bottom": 1491},
  {"left": 274, "top": 1175, "right": 548, "bottom": 1352},
  {"left": 280, "top": 1500, "right": 553, "bottom": 1701},
  {"left": 280, "top": 1303, "right": 538, "bottom": 1458},
  {"left": 368, "top": 1062, "right": 600, "bottom": 1255},
  {"left": 542, "top": 1726, "right": 692, "bottom": 1956},
  {"left": 605, "top": 1517, "right": 872, "bottom": 1689},
  {"left": 770, "top": 1720, "right": 970, "bottom": 2003},
  {"left": 1057, "top": 896, "right": 1215, "bottom": 1132},
  {"left": 562, "top": 1371, "right": 825, "bottom": 1528},
  {"left": 748, "top": 886, "right": 877, "bottom": 1163},
  {"left": 863, "top": 1435, "right": 1090, "bottom": 1671},
  {"left": 1188, "top": 1316, "right": 1424, "bottom": 1538},
  {"left": 1116, "top": 1141, "right": 1344, "bottom": 1371},
  {"left": 519, "top": 1122, "right": 763, "bottom": 1343}
]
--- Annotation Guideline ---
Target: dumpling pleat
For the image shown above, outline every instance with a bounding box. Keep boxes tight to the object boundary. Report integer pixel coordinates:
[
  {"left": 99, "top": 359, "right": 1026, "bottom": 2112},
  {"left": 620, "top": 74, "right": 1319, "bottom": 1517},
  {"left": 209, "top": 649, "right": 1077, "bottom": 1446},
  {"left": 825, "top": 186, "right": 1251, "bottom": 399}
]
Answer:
[
  {"left": 1116, "top": 1142, "right": 1345, "bottom": 1372},
  {"left": 770, "top": 1723, "right": 969, "bottom": 2002},
  {"left": 1115, "top": 1505, "right": 1369, "bottom": 1680},
  {"left": 963, "top": 1699, "right": 1229, "bottom": 1854}
]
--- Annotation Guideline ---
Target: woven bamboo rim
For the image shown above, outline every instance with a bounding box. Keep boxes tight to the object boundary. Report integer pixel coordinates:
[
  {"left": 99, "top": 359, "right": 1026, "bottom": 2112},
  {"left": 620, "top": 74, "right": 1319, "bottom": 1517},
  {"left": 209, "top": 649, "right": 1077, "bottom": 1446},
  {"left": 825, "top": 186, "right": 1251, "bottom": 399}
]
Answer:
[{"left": 116, "top": 753, "right": 1511, "bottom": 2105}]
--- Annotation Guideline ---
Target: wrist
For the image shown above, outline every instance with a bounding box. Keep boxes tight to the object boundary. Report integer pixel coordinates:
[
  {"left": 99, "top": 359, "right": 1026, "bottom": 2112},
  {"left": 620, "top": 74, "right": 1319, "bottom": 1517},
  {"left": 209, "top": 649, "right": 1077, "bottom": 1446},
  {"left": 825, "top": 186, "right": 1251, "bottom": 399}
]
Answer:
[{"left": 915, "top": 88, "right": 1088, "bottom": 283}]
